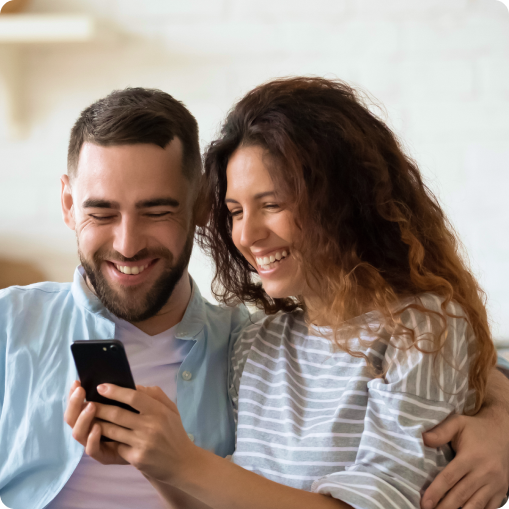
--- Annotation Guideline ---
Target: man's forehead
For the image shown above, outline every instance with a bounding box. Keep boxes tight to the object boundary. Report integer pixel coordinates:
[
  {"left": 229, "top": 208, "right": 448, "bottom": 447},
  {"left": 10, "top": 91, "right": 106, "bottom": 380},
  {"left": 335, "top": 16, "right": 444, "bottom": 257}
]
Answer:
[
  {"left": 73, "top": 140, "right": 189, "bottom": 201},
  {"left": 76, "top": 139, "right": 183, "bottom": 173}
]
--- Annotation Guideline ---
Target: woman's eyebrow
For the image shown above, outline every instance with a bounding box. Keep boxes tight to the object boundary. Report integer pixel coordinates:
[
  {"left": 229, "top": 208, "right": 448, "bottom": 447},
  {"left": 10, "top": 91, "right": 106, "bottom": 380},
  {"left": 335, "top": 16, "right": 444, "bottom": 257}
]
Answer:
[{"left": 225, "top": 191, "right": 276, "bottom": 204}]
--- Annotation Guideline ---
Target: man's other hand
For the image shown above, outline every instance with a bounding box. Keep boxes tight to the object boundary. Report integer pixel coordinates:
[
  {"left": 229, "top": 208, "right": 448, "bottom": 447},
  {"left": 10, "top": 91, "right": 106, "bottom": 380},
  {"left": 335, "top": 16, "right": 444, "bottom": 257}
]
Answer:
[{"left": 421, "top": 412, "right": 509, "bottom": 509}]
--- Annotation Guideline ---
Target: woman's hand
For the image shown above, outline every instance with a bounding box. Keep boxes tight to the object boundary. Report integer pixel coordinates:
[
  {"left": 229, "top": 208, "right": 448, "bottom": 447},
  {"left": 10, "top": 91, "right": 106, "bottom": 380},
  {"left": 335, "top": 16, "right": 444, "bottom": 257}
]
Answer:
[
  {"left": 86, "top": 383, "right": 197, "bottom": 483},
  {"left": 64, "top": 380, "right": 129, "bottom": 466},
  {"left": 420, "top": 371, "right": 509, "bottom": 509}
]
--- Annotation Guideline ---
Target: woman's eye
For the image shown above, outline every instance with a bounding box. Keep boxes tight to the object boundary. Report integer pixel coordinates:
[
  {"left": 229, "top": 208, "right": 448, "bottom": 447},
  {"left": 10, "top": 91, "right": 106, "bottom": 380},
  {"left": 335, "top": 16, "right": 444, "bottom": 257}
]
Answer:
[
  {"left": 265, "top": 203, "right": 280, "bottom": 210},
  {"left": 228, "top": 209, "right": 242, "bottom": 217}
]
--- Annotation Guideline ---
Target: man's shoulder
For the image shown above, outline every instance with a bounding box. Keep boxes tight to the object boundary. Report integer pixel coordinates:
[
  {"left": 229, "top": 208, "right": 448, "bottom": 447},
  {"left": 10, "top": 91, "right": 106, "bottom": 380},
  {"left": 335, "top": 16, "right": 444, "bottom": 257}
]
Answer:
[
  {"left": 202, "top": 299, "right": 252, "bottom": 331},
  {"left": 0, "top": 281, "right": 73, "bottom": 308}
]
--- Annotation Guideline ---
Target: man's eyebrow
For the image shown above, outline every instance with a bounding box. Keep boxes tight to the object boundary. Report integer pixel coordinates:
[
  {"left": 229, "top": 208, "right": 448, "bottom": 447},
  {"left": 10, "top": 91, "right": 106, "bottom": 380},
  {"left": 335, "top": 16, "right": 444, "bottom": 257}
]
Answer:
[
  {"left": 82, "top": 199, "right": 119, "bottom": 209},
  {"left": 225, "top": 191, "right": 276, "bottom": 204},
  {"left": 136, "top": 198, "right": 180, "bottom": 208}
]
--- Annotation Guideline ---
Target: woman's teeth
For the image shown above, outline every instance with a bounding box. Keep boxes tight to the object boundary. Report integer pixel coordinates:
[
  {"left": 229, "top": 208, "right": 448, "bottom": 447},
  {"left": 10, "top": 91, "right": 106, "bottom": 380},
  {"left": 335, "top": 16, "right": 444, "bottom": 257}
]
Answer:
[
  {"left": 115, "top": 264, "right": 149, "bottom": 275},
  {"left": 256, "top": 250, "right": 288, "bottom": 270}
]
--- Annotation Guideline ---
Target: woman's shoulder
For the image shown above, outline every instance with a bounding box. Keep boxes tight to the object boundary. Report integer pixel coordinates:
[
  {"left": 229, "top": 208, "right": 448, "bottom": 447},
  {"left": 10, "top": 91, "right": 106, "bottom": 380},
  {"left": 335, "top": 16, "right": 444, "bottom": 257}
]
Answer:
[
  {"left": 395, "top": 292, "right": 469, "bottom": 324},
  {"left": 242, "top": 308, "right": 307, "bottom": 338},
  {"left": 372, "top": 292, "right": 475, "bottom": 409}
]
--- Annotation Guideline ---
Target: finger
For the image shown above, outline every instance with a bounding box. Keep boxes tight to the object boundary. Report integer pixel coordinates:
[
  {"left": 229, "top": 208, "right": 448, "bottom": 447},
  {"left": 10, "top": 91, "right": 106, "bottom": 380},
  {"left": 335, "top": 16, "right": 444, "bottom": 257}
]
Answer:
[
  {"left": 67, "top": 380, "right": 81, "bottom": 401},
  {"left": 423, "top": 414, "right": 463, "bottom": 449},
  {"left": 85, "top": 423, "right": 126, "bottom": 465},
  {"left": 71, "top": 402, "right": 97, "bottom": 446},
  {"left": 138, "top": 386, "right": 178, "bottom": 413},
  {"left": 486, "top": 493, "right": 508, "bottom": 509},
  {"left": 462, "top": 485, "right": 504, "bottom": 509},
  {"left": 434, "top": 473, "right": 486, "bottom": 509},
  {"left": 421, "top": 460, "right": 469, "bottom": 509},
  {"left": 64, "top": 386, "right": 87, "bottom": 428},
  {"left": 97, "top": 384, "right": 154, "bottom": 414},
  {"left": 94, "top": 402, "right": 140, "bottom": 430},
  {"left": 99, "top": 420, "right": 135, "bottom": 446}
]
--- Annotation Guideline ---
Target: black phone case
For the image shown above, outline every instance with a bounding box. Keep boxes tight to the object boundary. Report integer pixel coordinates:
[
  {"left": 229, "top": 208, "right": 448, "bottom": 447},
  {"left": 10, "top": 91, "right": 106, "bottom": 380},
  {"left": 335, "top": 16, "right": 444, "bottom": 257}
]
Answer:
[{"left": 71, "top": 340, "right": 139, "bottom": 441}]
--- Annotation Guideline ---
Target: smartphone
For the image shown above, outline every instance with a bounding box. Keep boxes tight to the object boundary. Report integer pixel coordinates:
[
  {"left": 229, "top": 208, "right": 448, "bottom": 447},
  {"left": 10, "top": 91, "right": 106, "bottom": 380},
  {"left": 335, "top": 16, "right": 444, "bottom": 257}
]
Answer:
[{"left": 71, "top": 340, "right": 139, "bottom": 441}]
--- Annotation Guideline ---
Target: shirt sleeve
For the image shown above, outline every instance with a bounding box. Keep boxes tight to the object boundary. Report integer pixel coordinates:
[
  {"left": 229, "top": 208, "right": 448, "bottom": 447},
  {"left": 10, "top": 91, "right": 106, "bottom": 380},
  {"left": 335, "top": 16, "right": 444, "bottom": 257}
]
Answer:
[
  {"left": 311, "top": 295, "right": 475, "bottom": 509},
  {"left": 228, "top": 312, "right": 266, "bottom": 425}
]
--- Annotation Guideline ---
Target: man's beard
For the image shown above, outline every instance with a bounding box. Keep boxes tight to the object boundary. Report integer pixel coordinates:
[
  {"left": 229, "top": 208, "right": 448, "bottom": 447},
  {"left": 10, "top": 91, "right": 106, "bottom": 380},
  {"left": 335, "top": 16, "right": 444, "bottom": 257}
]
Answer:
[{"left": 79, "top": 232, "right": 194, "bottom": 323}]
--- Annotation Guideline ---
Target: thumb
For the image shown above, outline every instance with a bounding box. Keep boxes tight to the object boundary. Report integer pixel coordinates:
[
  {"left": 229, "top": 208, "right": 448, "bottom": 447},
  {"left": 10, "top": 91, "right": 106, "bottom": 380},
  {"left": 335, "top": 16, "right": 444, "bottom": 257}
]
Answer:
[
  {"left": 136, "top": 385, "right": 178, "bottom": 412},
  {"left": 423, "top": 414, "right": 462, "bottom": 448}
]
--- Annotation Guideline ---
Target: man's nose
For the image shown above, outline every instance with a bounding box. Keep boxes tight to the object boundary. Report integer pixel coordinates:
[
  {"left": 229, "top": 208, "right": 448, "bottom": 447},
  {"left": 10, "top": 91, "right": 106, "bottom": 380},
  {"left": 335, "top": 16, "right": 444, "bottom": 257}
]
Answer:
[
  {"left": 112, "top": 217, "right": 147, "bottom": 259},
  {"left": 239, "top": 212, "right": 268, "bottom": 248}
]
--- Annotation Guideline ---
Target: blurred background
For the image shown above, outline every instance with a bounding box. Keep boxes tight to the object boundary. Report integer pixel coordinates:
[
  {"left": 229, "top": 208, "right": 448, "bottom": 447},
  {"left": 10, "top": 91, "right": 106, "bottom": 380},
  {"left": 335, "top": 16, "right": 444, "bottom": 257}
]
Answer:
[{"left": 0, "top": 0, "right": 508, "bottom": 346}]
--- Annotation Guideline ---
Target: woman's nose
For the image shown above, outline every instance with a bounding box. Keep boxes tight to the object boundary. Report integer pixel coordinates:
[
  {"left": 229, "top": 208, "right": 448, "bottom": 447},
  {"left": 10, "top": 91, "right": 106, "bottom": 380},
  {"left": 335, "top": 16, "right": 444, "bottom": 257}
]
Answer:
[{"left": 239, "top": 212, "right": 268, "bottom": 248}]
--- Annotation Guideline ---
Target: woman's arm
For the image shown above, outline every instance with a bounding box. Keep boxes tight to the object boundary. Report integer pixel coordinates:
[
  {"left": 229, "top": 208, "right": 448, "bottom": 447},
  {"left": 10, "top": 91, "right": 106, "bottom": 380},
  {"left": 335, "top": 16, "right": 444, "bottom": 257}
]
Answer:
[
  {"left": 142, "top": 447, "right": 350, "bottom": 509},
  {"left": 421, "top": 367, "right": 509, "bottom": 509},
  {"left": 82, "top": 384, "right": 351, "bottom": 509}
]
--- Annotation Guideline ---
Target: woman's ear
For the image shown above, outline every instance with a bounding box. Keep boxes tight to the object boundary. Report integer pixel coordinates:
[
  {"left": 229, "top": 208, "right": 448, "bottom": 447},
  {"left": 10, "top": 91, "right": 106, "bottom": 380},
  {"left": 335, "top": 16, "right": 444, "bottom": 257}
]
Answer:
[{"left": 61, "top": 174, "right": 76, "bottom": 230}]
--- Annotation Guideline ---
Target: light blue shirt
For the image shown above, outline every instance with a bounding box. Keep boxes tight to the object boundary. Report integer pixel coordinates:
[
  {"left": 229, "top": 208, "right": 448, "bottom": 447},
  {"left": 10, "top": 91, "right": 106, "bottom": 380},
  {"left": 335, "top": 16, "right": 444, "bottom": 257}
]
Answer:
[{"left": 0, "top": 267, "right": 250, "bottom": 509}]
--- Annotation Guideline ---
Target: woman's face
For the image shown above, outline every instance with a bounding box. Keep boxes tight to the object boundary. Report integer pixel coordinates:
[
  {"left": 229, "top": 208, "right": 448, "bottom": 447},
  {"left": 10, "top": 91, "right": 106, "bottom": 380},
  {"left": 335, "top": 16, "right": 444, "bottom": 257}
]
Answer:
[{"left": 225, "top": 145, "right": 307, "bottom": 300}]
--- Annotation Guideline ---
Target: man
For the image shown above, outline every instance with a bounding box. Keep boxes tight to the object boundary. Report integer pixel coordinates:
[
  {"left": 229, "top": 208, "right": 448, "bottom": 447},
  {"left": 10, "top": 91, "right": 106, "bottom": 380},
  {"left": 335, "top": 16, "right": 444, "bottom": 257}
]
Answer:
[
  {"left": 0, "top": 88, "right": 249, "bottom": 509},
  {"left": 1, "top": 87, "right": 509, "bottom": 509}
]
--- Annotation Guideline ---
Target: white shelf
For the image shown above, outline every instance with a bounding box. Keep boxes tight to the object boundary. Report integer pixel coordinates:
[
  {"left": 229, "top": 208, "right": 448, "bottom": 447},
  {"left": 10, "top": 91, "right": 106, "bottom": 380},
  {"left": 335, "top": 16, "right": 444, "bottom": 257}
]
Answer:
[
  {"left": 0, "top": 14, "right": 95, "bottom": 42},
  {"left": 0, "top": 14, "right": 96, "bottom": 138}
]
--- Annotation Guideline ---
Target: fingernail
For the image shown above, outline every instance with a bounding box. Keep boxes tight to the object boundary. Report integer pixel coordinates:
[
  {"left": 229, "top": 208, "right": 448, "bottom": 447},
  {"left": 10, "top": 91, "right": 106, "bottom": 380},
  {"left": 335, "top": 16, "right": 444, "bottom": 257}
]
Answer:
[
  {"left": 422, "top": 499, "right": 434, "bottom": 509},
  {"left": 85, "top": 402, "right": 94, "bottom": 413},
  {"left": 72, "top": 387, "right": 81, "bottom": 397},
  {"left": 97, "top": 384, "right": 106, "bottom": 394}
]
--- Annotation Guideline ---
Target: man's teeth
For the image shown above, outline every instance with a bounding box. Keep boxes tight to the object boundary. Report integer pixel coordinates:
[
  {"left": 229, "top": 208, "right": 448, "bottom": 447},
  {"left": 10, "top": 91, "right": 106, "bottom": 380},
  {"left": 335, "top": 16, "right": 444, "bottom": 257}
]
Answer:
[
  {"left": 115, "top": 264, "right": 149, "bottom": 275},
  {"left": 256, "top": 250, "right": 288, "bottom": 269}
]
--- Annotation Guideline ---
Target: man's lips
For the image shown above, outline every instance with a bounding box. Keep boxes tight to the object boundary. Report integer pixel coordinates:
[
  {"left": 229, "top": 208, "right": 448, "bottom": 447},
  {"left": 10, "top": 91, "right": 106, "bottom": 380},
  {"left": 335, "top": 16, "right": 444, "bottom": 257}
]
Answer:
[
  {"left": 107, "top": 258, "right": 156, "bottom": 275},
  {"left": 103, "top": 259, "right": 158, "bottom": 286}
]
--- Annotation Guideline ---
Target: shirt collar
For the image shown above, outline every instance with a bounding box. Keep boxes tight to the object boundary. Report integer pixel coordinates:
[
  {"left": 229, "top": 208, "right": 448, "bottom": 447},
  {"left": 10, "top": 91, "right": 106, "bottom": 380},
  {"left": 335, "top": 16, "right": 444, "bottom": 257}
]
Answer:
[{"left": 71, "top": 266, "right": 206, "bottom": 339}]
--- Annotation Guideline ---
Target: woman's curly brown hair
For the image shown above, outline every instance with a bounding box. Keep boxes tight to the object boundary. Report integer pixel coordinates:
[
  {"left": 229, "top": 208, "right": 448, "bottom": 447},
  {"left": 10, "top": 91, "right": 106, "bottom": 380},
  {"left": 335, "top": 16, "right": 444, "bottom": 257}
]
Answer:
[{"left": 197, "top": 76, "right": 496, "bottom": 411}]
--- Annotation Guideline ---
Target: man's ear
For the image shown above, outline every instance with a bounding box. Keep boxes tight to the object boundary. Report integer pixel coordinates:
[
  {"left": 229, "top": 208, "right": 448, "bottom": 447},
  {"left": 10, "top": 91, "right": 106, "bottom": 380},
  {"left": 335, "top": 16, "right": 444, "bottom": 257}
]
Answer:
[
  {"left": 61, "top": 174, "right": 76, "bottom": 230},
  {"left": 192, "top": 176, "right": 210, "bottom": 228}
]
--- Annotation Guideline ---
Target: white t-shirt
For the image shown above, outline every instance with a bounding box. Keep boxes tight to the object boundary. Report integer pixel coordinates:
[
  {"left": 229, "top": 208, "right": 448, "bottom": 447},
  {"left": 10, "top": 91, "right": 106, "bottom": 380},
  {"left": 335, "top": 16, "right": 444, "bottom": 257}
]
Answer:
[{"left": 48, "top": 318, "right": 194, "bottom": 509}]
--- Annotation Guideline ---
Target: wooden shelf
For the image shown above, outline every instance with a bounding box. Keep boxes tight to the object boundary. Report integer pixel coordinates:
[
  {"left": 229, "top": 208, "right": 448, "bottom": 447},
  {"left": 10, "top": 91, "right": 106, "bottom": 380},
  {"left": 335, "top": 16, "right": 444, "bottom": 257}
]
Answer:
[{"left": 0, "top": 14, "right": 96, "bottom": 138}]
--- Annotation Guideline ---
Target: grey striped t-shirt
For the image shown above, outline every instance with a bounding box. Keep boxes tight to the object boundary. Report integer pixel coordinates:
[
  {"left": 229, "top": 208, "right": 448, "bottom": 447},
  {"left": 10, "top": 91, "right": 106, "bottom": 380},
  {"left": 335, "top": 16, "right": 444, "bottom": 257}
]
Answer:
[{"left": 229, "top": 293, "right": 475, "bottom": 509}]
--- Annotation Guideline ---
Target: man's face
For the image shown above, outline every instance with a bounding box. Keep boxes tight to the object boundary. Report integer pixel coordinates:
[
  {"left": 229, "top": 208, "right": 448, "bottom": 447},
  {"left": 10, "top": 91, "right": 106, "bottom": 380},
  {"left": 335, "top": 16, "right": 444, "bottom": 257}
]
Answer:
[{"left": 62, "top": 140, "right": 195, "bottom": 322}]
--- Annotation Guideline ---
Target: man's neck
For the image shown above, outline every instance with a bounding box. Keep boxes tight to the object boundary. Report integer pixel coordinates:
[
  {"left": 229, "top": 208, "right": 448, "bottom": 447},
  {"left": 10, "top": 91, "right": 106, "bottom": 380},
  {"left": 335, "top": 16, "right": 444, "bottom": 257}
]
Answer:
[{"left": 130, "top": 270, "right": 193, "bottom": 336}]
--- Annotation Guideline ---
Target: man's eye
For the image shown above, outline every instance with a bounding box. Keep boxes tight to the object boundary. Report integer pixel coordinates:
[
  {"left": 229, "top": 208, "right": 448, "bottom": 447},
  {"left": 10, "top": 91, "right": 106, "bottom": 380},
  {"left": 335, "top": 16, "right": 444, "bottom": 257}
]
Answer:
[
  {"left": 146, "top": 212, "right": 171, "bottom": 218},
  {"left": 90, "top": 215, "right": 114, "bottom": 221}
]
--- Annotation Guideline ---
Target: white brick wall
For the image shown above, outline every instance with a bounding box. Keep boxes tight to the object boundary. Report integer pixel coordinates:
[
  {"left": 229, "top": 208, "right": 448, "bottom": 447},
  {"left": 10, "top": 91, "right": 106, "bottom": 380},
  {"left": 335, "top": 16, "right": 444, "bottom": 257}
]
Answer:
[{"left": 1, "top": 0, "right": 508, "bottom": 338}]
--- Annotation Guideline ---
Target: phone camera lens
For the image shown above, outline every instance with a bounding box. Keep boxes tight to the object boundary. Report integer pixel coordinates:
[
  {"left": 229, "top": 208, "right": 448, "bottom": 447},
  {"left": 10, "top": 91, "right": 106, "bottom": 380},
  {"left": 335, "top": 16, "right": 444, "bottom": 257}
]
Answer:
[{"left": 109, "top": 345, "right": 118, "bottom": 352}]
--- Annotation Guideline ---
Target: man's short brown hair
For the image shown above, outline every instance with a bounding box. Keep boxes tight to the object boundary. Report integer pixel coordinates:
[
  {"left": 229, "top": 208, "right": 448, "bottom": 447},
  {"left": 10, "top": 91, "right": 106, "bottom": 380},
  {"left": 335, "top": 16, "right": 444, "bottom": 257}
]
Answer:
[{"left": 67, "top": 87, "right": 201, "bottom": 183}]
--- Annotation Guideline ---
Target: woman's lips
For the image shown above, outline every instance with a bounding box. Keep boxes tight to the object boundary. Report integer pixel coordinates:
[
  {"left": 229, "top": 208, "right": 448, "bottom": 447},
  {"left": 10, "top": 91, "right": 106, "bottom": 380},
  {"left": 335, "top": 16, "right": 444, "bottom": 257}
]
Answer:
[{"left": 255, "top": 249, "right": 289, "bottom": 270}]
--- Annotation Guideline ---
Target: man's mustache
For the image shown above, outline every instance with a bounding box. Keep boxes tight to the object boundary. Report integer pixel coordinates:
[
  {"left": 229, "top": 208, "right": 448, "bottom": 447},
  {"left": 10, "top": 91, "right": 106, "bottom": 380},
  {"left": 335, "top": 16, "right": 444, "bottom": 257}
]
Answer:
[{"left": 93, "top": 247, "right": 174, "bottom": 264}]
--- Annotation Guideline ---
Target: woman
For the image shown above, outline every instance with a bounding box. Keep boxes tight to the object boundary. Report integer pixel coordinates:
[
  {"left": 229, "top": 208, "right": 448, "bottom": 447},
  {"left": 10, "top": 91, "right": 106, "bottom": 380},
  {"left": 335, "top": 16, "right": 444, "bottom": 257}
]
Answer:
[{"left": 68, "top": 77, "right": 508, "bottom": 508}]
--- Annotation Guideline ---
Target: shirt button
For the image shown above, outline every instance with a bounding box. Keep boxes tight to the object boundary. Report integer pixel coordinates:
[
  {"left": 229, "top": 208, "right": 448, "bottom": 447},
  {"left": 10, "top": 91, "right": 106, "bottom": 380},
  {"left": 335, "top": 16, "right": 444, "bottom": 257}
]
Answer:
[
  {"left": 182, "top": 371, "right": 192, "bottom": 381},
  {"left": 187, "top": 433, "right": 195, "bottom": 442}
]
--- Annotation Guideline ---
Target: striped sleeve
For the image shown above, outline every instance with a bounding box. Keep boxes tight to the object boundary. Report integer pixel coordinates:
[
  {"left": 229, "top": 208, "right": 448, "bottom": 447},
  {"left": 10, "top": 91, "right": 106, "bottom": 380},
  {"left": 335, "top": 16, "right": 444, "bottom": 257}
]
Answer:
[
  {"left": 311, "top": 295, "right": 474, "bottom": 509},
  {"left": 229, "top": 316, "right": 266, "bottom": 425}
]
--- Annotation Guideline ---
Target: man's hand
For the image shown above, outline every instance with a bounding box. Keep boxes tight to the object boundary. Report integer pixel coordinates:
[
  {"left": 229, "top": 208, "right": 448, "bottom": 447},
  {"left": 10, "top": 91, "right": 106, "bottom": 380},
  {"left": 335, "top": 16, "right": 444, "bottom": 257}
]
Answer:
[{"left": 421, "top": 409, "right": 509, "bottom": 509}]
